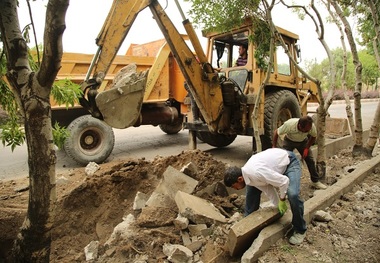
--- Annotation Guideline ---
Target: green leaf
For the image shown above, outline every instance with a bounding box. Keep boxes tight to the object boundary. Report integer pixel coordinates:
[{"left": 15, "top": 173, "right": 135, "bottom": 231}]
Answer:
[
  {"left": 51, "top": 79, "right": 83, "bottom": 108},
  {"left": 52, "top": 122, "right": 70, "bottom": 150}
]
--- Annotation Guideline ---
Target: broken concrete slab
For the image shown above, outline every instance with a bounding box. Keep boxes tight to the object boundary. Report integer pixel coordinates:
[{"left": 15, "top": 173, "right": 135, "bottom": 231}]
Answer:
[
  {"left": 105, "top": 214, "right": 136, "bottom": 246},
  {"left": 186, "top": 240, "right": 203, "bottom": 253},
  {"left": 136, "top": 206, "right": 177, "bottom": 227},
  {"left": 227, "top": 207, "right": 280, "bottom": 257},
  {"left": 84, "top": 240, "right": 99, "bottom": 261},
  {"left": 181, "top": 230, "right": 191, "bottom": 246},
  {"left": 154, "top": 165, "right": 198, "bottom": 199},
  {"left": 133, "top": 191, "right": 148, "bottom": 210},
  {"left": 175, "top": 191, "right": 227, "bottom": 225},
  {"left": 145, "top": 165, "right": 198, "bottom": 209},
  {"left": 145, "top": 191, "right": 176, "bottom": 209},
  {"left": 174, "top": 214, "right": 189, "bottom": 230},
  {"left": 180, "top": 162, "right": 198, "bottom": 177},
  {"left": 163, "top": 243, "right": 193, "bottom": 263},
  {"left": 188, "top": 224, "right": 207, "bottom": 236}
]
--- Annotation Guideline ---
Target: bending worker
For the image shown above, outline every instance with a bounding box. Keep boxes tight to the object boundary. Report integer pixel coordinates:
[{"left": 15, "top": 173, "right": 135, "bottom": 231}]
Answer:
[
  {"left": 224, "top": 148, "right": 307, "bottom": 245},
  {"left": 272, "top": 116, "right": 327, "bottom": 190}
]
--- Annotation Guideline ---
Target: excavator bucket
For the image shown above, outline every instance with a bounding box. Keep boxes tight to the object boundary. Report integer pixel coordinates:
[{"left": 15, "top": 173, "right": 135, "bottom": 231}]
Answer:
[{"left": 95, "top": 64, "right": 148, "bottom": 129}]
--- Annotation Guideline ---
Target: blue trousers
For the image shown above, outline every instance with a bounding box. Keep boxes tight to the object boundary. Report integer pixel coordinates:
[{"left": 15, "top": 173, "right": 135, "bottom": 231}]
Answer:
[{"left": 245, "top": 151, "right": 307, "bottom": 234}]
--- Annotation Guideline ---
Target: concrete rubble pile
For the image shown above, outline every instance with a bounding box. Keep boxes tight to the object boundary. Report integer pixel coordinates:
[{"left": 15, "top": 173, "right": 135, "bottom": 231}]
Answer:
[
  {"left": 82, "top": 162, "right": 270, "bottom": 262},
  {"left": 82, "top": 142, "right": 380, "bottom": 262}
]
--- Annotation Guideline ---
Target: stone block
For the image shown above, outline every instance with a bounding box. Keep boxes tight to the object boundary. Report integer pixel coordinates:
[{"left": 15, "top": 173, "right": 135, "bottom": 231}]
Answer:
[
  {"left": 175, "top": 191, "right": 227, "bottom": 225},
  {"left": 228, "top": 207, "right": 280, "bottom": 256}
]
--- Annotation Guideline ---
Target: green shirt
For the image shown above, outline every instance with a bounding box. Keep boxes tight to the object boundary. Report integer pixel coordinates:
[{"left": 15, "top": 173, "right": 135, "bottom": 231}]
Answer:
[{"left": 277, "top": 118, "right": 317, "bottom": 142}]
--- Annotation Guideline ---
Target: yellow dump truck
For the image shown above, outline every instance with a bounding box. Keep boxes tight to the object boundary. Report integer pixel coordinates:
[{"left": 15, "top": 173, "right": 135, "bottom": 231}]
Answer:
[
  {"left": 53, "top": 0, "right": 320, "bottom": 165},
  {"left": 52, "top": 39, "right": 189, "bottom": 164}
]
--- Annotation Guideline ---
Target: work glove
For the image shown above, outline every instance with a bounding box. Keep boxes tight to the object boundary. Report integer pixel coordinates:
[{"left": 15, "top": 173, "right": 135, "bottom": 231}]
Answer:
[
  {"left": 278, "top": 200, "right": 288, "bottom": 216},
  {"left": 302, "top": 148, "right": 309, "bottom": 159}
]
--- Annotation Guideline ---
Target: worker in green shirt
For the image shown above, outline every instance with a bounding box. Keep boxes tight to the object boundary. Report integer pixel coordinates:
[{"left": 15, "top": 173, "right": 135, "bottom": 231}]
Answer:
[{"left": 272, "top": 116, "right": 327, "bottom": 190}]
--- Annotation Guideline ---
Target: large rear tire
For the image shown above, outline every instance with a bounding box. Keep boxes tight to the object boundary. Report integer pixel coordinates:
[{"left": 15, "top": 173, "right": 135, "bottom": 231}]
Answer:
[
  {"left": 263, "top": 90, "right": 301, "bottom": 149},
  {"left": 196, "top": 132, "right": 237, "bottom": 148},
  {"left": 64, "top": 115, "right": 115, "bottom": 165}
]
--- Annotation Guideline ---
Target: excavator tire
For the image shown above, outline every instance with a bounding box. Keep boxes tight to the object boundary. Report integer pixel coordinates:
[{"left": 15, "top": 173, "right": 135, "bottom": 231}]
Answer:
[
  {"left": 196, "top": 132, "right": 237, "bottom": 148},
  {"left": 159, "top": 116, "right": 184, "bottom": 135},
  {"left": 64, "top": 115, "right": 115, "bottom": 165},
  {"left": 263, "top": 90, "right": 301, "bottom": 149}
]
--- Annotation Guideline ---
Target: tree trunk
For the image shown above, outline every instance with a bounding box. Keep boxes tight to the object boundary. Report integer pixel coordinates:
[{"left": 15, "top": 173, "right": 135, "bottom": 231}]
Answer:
[
  {"left": 0, "top": 0, "right": 69, "bottom": 261},
  {"left": 11, "top": 81, "right": 57, "bottom": 262},
  {"left": 330, "top": 1, "right": 364, "bottom": 156},
  {"left": 362, "top": 0, "right": 380, "bottom": 155},
  {"left": 279, "top": 1, "right": 333, "bottom": 180},
  {"left": 363, "top": 100, "right": 380, "bottom": 156}
]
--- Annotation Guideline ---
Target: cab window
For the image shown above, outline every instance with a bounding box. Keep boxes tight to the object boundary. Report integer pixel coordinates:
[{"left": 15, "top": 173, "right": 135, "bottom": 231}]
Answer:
[
  {"left": 210, "top": 31, "right": 249, "bottom": 68},
  {"left": 276, "top": 44, "right": 291, "bottom": 75}
]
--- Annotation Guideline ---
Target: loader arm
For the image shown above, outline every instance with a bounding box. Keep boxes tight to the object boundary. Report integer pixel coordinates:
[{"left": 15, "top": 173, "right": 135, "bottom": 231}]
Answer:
[
  {"left": 148, "top": 0, "right": 224, "bottom": 132},
  {"left": 79, "top": 0, "right": 151, "bottom": 118},
  {"left": 93, "top": 0, "right": 150, "bottom": 80},
  {"left": 80, "top": 0, "right": 225, "bottom": 132}
]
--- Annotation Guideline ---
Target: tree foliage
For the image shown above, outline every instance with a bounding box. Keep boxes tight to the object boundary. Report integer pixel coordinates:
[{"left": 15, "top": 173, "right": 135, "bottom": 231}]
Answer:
[
  {"left": 186, "top": 0, "right": 272, "bottom": 68},
  {"left": 304, "top": 47, "right": 379, "bottom": 91},
  {"left": 355, "top": 0, "right": 380, "bottom": 51},
  {"left": 185, "top": 0, "right": 261, "bottom": 31},
  {"left": 1, "top": 47, "right": 82, "bottom": 149},
  {"left": 0, "top": 51, "right": 25, "bottom": 149}
]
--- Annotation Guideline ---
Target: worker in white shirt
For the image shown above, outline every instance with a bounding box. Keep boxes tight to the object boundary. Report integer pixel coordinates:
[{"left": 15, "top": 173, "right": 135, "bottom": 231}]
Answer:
[{"left": 224, "top": 148, "right": 307, "bottom": 245}]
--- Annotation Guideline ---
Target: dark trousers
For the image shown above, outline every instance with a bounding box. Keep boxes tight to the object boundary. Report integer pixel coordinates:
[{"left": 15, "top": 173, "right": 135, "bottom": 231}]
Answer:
[{"left": 282, "top": 137, "right": 320, "bottom": 183}]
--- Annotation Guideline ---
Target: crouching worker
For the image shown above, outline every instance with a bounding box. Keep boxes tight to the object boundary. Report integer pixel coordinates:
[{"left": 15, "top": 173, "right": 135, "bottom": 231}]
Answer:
[{"left": 223, "top": 148, "right": 307, "bottom": 245}]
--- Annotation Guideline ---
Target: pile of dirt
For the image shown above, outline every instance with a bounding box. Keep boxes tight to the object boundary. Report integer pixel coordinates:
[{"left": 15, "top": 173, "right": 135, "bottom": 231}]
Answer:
[{"left": 0, "top": 148, "right": 379, "bottom": 262}]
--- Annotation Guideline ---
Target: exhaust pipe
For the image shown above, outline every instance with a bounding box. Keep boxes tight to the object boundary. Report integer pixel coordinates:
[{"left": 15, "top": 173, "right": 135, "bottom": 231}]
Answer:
[{"left": 133, "top": 106, "right": 179, "bottom": 127}]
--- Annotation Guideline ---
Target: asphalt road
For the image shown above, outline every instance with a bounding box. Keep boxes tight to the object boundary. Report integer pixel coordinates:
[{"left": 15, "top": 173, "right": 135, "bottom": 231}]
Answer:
[{"left": 0, "top": 100, "right": 378, "bottom": 181}]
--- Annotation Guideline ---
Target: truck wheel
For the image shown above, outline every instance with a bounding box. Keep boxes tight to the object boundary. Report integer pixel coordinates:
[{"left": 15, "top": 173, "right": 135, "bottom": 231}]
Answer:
[
  {"left": 64, "top": 115, "right": 115, "bottom": 165},
  {"left": 196, "top": 132, "right": 237, "bottom": 147},
  {"left": 159, "top": 116, "right": 183, "bottom": 134},
  {"left": 263, "top": 90, "right": 301, "bottom": 149}
]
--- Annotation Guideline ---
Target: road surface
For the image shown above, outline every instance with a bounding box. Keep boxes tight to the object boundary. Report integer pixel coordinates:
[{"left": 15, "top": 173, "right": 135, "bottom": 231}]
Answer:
[{"left": 0, "top": 100, "right": 377, "bottom": 181}]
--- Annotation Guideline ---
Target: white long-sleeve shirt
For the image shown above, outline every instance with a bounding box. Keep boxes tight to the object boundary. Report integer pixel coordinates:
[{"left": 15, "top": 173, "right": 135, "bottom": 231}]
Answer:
[{"left": 242, "top": 148, "right": 290, "bottom": 205}]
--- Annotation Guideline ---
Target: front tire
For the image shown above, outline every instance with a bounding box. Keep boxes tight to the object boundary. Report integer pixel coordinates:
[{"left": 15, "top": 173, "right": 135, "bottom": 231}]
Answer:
[
  {"left": 64, "top": 115, "right": 115, "bottom": 165},
  {"left": 263, "top": 90, "right": 301, "bottom": 149}
]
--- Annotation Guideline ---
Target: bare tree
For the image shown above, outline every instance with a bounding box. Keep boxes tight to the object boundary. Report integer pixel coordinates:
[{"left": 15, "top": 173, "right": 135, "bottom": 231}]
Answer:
[
  {"left": 322, "top": 0, "right": 356, "bottom": 140},
  {"left": 362, "top": 0, "right": 380, "bottom": 155},
  {"left": 0, "top": 0, "right": 69, "bottom": 261},
  {"left": 279, "top": 0, "right": 339, "bottom": 179},
  {"left": 329, "top": 1, "right": 365, "bottom": 157}
]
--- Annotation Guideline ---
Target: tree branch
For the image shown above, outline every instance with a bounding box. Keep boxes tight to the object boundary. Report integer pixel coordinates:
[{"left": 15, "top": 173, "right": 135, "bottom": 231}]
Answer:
[{"left": 38, "top": 0, "right": 69, "bottom": 88}]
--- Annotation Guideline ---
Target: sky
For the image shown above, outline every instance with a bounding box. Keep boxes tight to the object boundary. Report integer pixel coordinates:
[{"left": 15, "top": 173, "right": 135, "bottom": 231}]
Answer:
[{"left": 16, "top": 0, "right": 355, "bottom": 66}]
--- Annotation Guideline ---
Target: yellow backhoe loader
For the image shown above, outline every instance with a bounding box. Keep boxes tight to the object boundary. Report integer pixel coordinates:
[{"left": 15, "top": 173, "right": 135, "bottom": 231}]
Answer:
[{"left": 52, "top": 0, "right": 319, "bottom": 164}]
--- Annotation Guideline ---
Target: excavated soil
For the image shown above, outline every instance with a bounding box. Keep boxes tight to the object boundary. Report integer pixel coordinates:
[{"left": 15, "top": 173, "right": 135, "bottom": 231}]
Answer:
[{"left": 0, "top": 148, "right": 379, "bottom": 262}]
